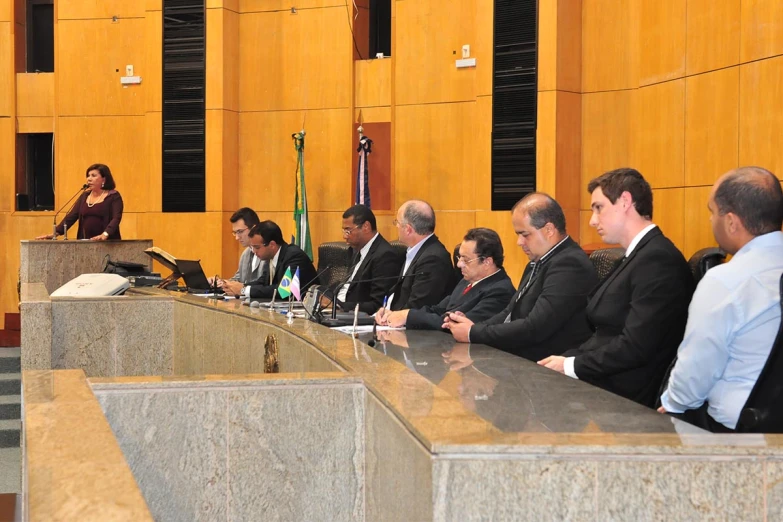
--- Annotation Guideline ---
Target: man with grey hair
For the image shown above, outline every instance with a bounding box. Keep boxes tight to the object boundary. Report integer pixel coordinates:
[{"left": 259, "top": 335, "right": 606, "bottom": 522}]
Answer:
[
  {"left": 659, "top": 167, "right": 783, "bottom": 431},
  {"left": 376, "top": 200, "right": 457, "bottom": 321}
]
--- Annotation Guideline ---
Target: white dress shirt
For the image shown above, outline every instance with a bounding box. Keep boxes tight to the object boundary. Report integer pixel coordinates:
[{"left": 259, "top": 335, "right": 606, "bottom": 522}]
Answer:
[
  {"left": 242, "top": 247, "right": 281, "bottom": 297},
  {"left": 337, "top": 232, "right": 379, "bottom": 302},
  {"left": 563, "top": 224, "right": 657, "bottom": 379}
]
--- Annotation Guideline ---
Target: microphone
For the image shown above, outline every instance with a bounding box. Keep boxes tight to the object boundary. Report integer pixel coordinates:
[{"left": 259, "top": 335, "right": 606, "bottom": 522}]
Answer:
[
  {"left": 367, "top": 320, "right": 378, "bottom": 347},
  {"left": 52, "top": 184, "right": 88, "bottom": 239},
  {"left": 298, "top": 266, "right": 333, "bottom": 321}
]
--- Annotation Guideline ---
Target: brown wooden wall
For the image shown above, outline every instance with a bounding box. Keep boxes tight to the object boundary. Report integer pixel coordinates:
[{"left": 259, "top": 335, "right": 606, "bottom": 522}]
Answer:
[{"left": 1, "top": 0, "right": 782, "bottom": 327}]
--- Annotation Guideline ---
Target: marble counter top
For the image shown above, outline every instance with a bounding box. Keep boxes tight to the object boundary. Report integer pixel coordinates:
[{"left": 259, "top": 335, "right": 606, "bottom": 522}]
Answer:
[{"left": 124, "top": 289, "right": 783, "bottom": 456}]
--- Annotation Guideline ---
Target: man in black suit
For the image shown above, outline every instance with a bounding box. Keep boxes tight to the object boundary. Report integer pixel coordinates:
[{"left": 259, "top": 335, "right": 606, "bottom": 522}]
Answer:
[
  {"left": 539, "top": 168, "right": 694, "bottom": 407},
  {"left": 376, "top": 200, "right": 457, "bottom": 320},
  {"left": 446, "top": 194, "right": 598, "bottom": 362},
  {"left": 382, "top": 228, "right": 515, "bottom": 330},
  {"left": 222, "top": 220, "right": 318, "bottom": 299},
  {"left": 333, "top": 205, "right": 403, "bottom": 314}
]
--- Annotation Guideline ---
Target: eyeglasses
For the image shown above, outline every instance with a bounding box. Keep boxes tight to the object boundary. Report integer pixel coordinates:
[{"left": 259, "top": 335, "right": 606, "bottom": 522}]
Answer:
[
  {"left": 231, "top": 228, "right": 248, "bottom": 237},
  {"left": 455, "top": 254, "right": 484, "bottom": 265},
  {"left": 341, "top": 225, "right": 360, "bottom": 236}
]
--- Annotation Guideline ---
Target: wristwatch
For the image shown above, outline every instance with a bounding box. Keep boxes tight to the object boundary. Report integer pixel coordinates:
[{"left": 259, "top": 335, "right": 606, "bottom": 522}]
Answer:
[{"left": 102, "top": 231, "right": 109, "bottom": 238}]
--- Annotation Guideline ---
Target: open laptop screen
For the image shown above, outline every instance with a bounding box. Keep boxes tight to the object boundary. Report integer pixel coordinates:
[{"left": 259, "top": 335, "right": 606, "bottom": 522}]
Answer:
[{"left": 175, "top": 259, "right": 212, "bottom": 291}]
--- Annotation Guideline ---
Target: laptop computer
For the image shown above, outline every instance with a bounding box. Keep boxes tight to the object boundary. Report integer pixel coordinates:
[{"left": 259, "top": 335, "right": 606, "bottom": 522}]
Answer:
[{"left": 175, "top": 259, "right": 221, "bottom": 294}]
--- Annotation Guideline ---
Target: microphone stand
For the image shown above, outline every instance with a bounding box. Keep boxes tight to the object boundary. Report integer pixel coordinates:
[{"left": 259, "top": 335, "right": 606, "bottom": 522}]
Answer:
[{"left": 51, "top": 184, "right": 88, "bottom": 240}]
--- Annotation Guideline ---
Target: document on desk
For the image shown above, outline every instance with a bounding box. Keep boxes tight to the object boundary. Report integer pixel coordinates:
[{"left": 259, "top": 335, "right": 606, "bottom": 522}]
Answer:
[{"left": 331, "top": 325, "right": 405, "bottom": 334}]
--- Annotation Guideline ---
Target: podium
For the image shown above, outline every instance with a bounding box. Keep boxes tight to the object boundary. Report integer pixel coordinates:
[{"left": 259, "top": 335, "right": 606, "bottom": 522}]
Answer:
[{"left": 20, "top": 239, "right": 153, "bottom": 294}]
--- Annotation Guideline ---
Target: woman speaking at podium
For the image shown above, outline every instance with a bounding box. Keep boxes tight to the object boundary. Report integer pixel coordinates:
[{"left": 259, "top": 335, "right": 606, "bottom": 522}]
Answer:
[{"left": 36, "top": 163, "right": 124, "bottom": 241}]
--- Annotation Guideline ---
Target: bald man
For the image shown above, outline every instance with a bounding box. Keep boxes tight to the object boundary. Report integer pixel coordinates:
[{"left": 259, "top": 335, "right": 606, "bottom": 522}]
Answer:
[
  {"left": 376, "top": 200, "right": 457, "bottom": 321},
  {"left": 446, "top": 193, "right": 598, "bottom": 361},
  {"left": 659, "top": 167, "right": 783, "bottom": 431}
]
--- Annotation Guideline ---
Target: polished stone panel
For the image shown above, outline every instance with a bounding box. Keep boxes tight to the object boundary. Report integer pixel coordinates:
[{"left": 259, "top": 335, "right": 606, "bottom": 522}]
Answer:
[
  {"left": 767, "top": 459, "right": 783, "bottom": 521},
  {"left": 51, "top": 297, "right": 173, "bottom": 377},
  {"left": 97, "top": 389, "right": 228, "bottom": 522},
  {"left": 228, "top": 384, "right": 365, "bottom": 521},
  {"left": 20, "top": 284, "right": 52, "bottom": 371},
  {"left": 596, "top": 459, "right": 764, "bottom": 521},
  {"left": 365, "top": 391, "right": 433, "bottom": 522},
  {"left": 23, "top": 371, "right": 152, "bottom": 521},
  {"left": 20, "top": 240, "right": 152, "bottom": 294},
  {"left": 432, "top": 458, "right": 596, "bottom": 522}
]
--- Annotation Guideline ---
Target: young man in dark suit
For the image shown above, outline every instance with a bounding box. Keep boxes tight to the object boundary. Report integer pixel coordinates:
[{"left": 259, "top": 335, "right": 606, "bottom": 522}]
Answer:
[
  {"left": 375, "top": 200, "right": 457, "bottom": 319},
  {"left": 382, "top": 228, "right": 515, "bottom": 330},
  {"left": 446, "top": 194, "right": 598, "bottom": 362},
  {"left": 222, "top": 220, "right": 318, "bottom": 299},
  {"left": 539, "top": 168, "right": 694, "bottom": 408},
  {"left": 333, "top": 205, "right": 404, "bottom": 314}
]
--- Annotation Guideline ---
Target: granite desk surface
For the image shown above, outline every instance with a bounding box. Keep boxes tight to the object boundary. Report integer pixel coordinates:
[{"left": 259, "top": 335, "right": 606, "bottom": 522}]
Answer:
[{"left": 110, "top": 288, "right": 783, "bottom": 454}]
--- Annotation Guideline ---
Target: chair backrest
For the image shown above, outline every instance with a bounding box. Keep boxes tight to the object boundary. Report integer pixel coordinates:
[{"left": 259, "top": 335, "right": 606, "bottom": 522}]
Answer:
[
  {"left": 317, "top": 241, "right": 352, "bottom": 289},
  {"left": 688, "top": 247, "right": 726, "bottom": 284},
  {"left": 588, "top": 247, "right": 625, "bottom": 280},
  {"left": 388, "top": 240, "right": 407, "bottom": 261},
  {"left": 737, "top": 273, "right": 783, "bottom": 433}
]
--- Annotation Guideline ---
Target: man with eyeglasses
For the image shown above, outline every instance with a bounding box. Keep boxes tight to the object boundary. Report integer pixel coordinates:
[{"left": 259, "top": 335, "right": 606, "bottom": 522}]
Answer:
[
  {"left": 381, "top": 228, "right": 515, "bottom": 330},
  {"left": 375, "top": 200, "right": 457, "bottom": 322},
  {"left": 209, "top": 207, "right": 261, "bottom": 294},
  {"left": 222, "top": 220, "right": 318, "bottom": 298},
  {"left": 445, "top": 193, "right": 598, "bottom": 362},
  {"left": 330, "top": 204, "right": 403, "bottom": 314}
]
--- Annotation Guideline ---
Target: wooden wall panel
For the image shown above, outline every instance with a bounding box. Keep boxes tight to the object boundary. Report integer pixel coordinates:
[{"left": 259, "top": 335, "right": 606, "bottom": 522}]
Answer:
[
  {"left": 144, "top": 10, "right": 162, "bottom": 112},
  {"left": 536, "top": 91, "right": 557, "bottom": 197},
  {"left": 652, "top": 188, "right": 685, "bottom": 253},
  {"left": 145, "top": 0, "right": 162, "bottom": 11},
  {"left": 207, "top": 0, "right": 238, "bottom": 10},
  {"left": 395, "top": 102, "right": 476, "bottom": 210},
  {"left": 686, "top": 0, "right": 740, "bottom": 75},
  {"left": 739, "top": 56, "right": 783, "bottom": 178},
  {"left": 740, "top": 0, "right": 783, "bottom": 63},
  {"left": 57, "top": 1, "right": 145, "bottom": 20},
  {"left": 475, "top": 0, "right": 494, "bottom": 97},
  {"left": 16, "top": 117, "right": 52, "bottom": 133},
  {"left": 239, "top": 8, "right": 351, "bottom": 112},
  {"left": 0, "top": 0, "right": 8, "bottom": 22},
  {"left": 144, "top": 111, "right": 162, "bottom": 211},
  {"left": 355, "top": 59, "right": 391, "bottom": 109},
  {"left": 432, "top": 211, "right": 476, "bottom": 266},
  {"left": 582, "top": 0, "right": 639, "bottom": 92},
  {"left": 683, "top": 186, "right": 716, "bottom": 257},
  {"left": 639, "top": 0, "right": 686, "bottom": 86},
  {"left": 206, "top": 7, "right": 239, "bottom": 112},
  {"left": 0, "top": 23, "right": 11, "bottom": 116},
  {"left": 56, "top": 116, "right": 150, "bottom": 212},
  {"left": 537, "top": 0, "right": 558, "bottom": 92},
  {"left": 206, "top": 109, "right": 239, "bottom": 212},
  {"left": 555, "top": 90, "right": 582, "bottom": 222},
  {"left": 16, "top": 73, "right": 54, "bottom": 117},
  {"left": 580, "top": 90, "right": 633, "bottom": 209},
  {"left": 57, "top": 19, "right": 147, "bottom": 116},
  {"left": 395, "top": 0, "right": 477, "bottom": 105},
  {"left": 556, "top": 0, "right": 582, "bottom": 93},
  {"left": 0, "top": 117, "right": 14, "bottom": 212},
  {"left": 239, "top": 0, "right": 342, "bottom": 12},
  {"left": 684, "top": 67, "right": 739, "bottom": 187},
  {"left": 633, "top": 79, "right": 685, "bottom": 188},
  {"left": 238, "top": 109, "right": 352, "bottom": 212},
  {"left": 474, "top": 95, "right": 492, "bottom": 210},
  {"left": 355, "top": 106, "right": 390, "bottom": 124}
]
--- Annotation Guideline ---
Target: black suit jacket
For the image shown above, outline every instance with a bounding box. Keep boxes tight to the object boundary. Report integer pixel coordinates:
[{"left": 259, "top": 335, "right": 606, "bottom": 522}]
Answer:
[
  {"left": 389, "top": 235, "right": 457, "bottom": 311},
  {"left": 406, "top": 269, "right": 515, "bottom": 331},
  {"left": 338, "top": 234, "right": 404, "bottom": 314},
  {"left": 246, "top": 242, "right": 318, "bottom": 299},
  {"left": 469, "top": 237, "right": 598, "bottom": 362},
  {"left": 562, "top": 227, "right": 694, "bottom": 407}
]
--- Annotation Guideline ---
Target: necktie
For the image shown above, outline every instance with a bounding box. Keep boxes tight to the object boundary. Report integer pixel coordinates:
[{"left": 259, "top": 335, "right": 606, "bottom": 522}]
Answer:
[
  {"left": 462, "top": 283, "right": 472, "bottom": 295},
  {"left": 268, "top": 260, "right": 275, "bottom": 285},
  {"left": 505, "top": 263, "right": 538, "bottom": 323}
]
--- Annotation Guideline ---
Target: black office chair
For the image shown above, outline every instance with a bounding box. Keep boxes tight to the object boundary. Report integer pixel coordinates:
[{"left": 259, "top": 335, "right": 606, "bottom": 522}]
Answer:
[
  {"left": 688, "top": 247, "right": 726, "bottom": 285},
  {"left": 389, "top": 240, "right": 407, "bottom": 261},
  {"left": 588, "top": 247, "right": 625, "bottom": 280},
  {"left": 317, "top": 242, "right": 352, "bottom": 289},
  {"left": 736, "top": 273, "right": 783, "bottom": 433}
]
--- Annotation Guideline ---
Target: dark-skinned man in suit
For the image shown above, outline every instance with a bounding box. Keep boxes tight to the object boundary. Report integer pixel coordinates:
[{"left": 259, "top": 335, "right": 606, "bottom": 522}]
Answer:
[
  {"left": 332, "top": 204, "right": 403, "bottom": 314},
  {"left": 382, "top": 227, "right": 515, "bottom": 330},
  {"left": 375, "top": 200, "right": 457, "bottom": 322},
  {"left": 446, "top": 193, "right": 598, "bottom": 362},
  {"left": 222, "top": 220, "right": 318, "bottom": 299},
  {"left": 539, "top": 168, "right": 694, "bottom": 408}
]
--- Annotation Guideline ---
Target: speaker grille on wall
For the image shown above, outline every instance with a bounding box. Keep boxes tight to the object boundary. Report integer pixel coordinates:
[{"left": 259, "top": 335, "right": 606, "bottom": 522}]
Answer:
[
  {"left": 162, "top": 0, "right": 206, "bottom": 212},
  {"left": 491, "top": 0, "right": 537, "bottom": 211}
]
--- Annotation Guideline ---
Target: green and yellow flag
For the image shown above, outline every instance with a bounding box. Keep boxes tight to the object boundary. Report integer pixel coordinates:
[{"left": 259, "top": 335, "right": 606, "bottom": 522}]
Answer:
[
  {"left": 277, "top": 266, "right": 293, "bottom": 299},
  {"left": 292, "top": 131, "right": 313, "bottom": 259}
]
